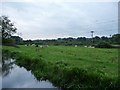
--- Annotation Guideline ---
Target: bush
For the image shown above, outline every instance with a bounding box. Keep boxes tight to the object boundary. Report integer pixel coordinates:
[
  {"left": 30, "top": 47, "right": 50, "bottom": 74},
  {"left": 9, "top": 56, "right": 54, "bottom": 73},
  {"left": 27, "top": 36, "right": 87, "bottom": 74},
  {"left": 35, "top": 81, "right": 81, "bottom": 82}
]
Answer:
[
  {"left": 95, "top": 42, "right": 112, "bottom": 48},
  {"left": 2, "top": 38, "right": 15, "bottom": 46}
]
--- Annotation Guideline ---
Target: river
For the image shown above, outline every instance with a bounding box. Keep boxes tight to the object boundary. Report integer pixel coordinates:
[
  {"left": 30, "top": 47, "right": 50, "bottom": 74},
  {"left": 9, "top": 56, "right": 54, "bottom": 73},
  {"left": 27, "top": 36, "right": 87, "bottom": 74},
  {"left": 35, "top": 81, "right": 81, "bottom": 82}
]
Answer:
[{"left": 2, "top": 57, "right": 58, "bottom": 89}]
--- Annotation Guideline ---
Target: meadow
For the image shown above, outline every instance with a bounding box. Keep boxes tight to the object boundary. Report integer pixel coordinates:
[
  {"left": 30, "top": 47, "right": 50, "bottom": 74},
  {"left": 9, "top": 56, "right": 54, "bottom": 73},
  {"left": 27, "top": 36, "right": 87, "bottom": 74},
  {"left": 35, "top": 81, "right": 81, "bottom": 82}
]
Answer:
[{"left": 3, "top": 45, "right": 119, "bottom": 89}]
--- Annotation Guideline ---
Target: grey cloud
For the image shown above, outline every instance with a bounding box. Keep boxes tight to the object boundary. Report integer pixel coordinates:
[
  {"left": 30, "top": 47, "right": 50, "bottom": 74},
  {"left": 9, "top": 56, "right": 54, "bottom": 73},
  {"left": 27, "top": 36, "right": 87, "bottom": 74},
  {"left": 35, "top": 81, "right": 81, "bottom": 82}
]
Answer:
[{"left": 1, "top": 2, "right": 118, "bottom": 40}]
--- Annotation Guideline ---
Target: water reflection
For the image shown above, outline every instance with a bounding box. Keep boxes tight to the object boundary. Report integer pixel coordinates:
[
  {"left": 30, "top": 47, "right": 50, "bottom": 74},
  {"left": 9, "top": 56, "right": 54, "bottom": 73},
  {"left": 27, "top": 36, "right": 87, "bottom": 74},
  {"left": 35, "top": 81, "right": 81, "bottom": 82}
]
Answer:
[
  {"left": 2, "top": 56, "right": 57, "bottom": 88},
  {"left": 2, "top": 57, "right": 15, "bottom": 77}
]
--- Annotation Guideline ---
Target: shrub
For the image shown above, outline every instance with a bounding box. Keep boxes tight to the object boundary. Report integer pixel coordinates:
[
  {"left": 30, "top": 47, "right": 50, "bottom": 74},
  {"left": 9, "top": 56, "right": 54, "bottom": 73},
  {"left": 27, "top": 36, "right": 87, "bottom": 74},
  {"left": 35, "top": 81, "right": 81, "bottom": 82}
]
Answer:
[
  {"left": 95, "top": 42, "right": 112, "bottom": 48},
  {"left": 2, "top": 38, "right": 15, "bottom": 46}
]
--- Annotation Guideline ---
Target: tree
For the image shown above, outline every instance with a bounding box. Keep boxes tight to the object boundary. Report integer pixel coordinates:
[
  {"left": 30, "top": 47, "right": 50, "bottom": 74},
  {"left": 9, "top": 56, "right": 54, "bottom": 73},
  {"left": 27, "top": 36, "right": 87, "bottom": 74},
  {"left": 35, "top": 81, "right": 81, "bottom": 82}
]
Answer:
[
  {"left": 0, "top": 16, "right": 17, "bottom": 39},
  {"left": 95, "top": 41, "right": 112, "bottom": 48},
  {"left": 101, "top": 36, "right": 109, "bottom": 41},
  {"left": 93, "top": 36, "right": 100, "bottom": 44},
  {"left": 112, "top": 34, "right": 120, "bottom": 44}
]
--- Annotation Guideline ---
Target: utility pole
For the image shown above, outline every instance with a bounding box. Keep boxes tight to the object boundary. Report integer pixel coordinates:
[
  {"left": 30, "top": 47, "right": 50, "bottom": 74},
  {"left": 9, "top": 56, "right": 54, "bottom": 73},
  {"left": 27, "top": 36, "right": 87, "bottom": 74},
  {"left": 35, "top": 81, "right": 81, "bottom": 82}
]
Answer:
[{"left": 91, "top": 31, "right": 94, "bottom": 45}]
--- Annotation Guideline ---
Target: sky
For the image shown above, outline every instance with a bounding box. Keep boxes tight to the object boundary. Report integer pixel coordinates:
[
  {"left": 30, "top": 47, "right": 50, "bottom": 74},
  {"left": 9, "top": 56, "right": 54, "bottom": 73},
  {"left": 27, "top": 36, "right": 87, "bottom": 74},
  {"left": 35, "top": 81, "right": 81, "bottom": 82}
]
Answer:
[{"left": 1, "top": 0, "right": 119, "bottom": 40}]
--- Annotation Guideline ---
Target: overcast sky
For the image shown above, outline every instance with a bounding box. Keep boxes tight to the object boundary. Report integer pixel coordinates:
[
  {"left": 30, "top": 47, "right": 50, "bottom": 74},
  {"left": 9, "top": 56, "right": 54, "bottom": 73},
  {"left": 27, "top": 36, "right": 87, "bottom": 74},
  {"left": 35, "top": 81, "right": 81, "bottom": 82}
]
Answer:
[{"left": 1, "top": 0, "right": 118, "bottom": 40}]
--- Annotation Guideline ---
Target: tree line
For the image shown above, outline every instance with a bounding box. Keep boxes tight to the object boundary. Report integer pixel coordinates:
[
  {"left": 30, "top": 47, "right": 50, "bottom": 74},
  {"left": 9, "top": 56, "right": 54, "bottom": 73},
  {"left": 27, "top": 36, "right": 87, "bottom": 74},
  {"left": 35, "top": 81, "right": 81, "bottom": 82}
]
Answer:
[
  {"left": 23, "top": 34, "right": 120, "bottom": 48},
  {"left": 0, "top": 15, "right": 120, "bottom": 48}
]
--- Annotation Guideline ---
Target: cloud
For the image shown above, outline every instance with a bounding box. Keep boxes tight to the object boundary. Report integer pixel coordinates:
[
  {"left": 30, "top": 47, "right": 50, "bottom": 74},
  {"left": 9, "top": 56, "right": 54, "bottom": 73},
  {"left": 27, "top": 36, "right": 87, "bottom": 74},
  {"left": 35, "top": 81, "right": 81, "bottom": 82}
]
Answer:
[
  {"left": 1, "top": 1, "right": 118, "bottom": 40},
  {"left": 2, "top": 0, "right": 120, "bottom": 2}
]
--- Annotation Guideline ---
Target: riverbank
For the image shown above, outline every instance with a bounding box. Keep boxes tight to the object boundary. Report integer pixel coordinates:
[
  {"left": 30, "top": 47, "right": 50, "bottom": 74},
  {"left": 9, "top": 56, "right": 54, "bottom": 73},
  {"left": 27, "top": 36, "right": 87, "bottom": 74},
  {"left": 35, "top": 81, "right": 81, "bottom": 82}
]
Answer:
[
  {"left": 2, "top": 55, "right": 56, "bottom": 88},
  {"left": 2, "top": 45, "right": 119, "bottom": 89}
]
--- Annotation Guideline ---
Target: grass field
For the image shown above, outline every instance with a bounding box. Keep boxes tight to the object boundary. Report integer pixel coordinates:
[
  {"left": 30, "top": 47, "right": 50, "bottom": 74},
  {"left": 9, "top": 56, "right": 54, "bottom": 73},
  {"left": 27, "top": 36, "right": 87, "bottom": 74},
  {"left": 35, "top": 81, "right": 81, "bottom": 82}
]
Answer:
[{"left": 3, "top": 45, "right": 119, "bottom": 89}]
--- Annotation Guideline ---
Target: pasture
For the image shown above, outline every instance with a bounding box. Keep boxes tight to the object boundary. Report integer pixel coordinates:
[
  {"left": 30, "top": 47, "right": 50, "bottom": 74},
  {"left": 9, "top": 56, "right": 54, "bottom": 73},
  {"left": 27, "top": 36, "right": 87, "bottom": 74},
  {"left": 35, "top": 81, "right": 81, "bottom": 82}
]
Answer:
[{"left": 3, "top": 45, "right": 118, "bottom": 89}]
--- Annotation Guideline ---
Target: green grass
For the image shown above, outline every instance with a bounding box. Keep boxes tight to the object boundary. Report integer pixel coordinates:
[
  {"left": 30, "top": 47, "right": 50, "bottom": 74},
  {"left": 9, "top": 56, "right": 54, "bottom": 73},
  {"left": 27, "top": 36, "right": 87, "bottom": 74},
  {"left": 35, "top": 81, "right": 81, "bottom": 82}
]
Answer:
[{"left": 3, "top": 45, "right": 119, "bottom": 89}]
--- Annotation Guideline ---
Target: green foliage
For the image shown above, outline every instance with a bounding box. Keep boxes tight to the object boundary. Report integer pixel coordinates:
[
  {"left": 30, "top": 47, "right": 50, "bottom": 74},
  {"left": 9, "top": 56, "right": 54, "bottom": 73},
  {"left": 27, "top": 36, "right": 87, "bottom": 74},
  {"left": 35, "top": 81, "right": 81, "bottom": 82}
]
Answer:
[
  {"left": 23, "top": 34, "right": 119, "bottom": 46},
  {"left": 112, "top": 34, "right": 120, "bottom": 44},
  {"left": 3, "top": 45, "right": 118, "bottom": 89},
  {"left": 2, "top": 38, "right": 15, "bottom": 46},
  {"left": 95, "top": 41, "right": 112, "bottom": 48},
  {"left": 0, "top": 16, "right": 17, "bottom": 39},
  {"left": 0, "top": 16, "right": 20, "bottom": 45}
]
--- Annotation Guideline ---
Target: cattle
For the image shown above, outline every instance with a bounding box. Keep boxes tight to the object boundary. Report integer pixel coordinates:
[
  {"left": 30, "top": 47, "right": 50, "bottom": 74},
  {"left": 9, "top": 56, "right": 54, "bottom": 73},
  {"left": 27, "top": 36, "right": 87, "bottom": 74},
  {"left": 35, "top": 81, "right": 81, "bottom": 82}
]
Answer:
[
  {"left": 75, "top": 45, "right": 77, "bottom": 47},
  {"left": 88, "top": 46, "right": 95, "bottom": 48}
]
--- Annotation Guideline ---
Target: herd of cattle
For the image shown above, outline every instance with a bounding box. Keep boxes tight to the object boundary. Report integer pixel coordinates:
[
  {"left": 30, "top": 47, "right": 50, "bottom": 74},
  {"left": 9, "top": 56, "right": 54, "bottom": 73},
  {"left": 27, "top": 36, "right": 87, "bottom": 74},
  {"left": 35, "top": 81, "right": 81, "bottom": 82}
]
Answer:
[
  {"left": 25, "top": 44, "right": 49, "bottom": 48},
  {"left": 25, "top": 44, "right": 95, "bottom": 49}
]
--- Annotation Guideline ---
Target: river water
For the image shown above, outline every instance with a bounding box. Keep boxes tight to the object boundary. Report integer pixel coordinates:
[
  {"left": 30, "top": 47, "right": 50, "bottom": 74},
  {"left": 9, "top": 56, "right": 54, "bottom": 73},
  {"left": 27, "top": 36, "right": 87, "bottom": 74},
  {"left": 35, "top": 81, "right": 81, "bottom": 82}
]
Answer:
[{"left": 2, "top": 57, "right": 58, "bottom": 88}]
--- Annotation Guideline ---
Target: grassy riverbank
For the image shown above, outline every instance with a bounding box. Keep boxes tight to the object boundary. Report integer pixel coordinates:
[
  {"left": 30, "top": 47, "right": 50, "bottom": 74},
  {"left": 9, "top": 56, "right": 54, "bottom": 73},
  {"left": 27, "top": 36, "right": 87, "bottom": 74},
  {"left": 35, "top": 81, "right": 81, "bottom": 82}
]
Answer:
[{"left": 3, "top": 45, "right": 119, "bottom": 89}]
